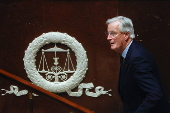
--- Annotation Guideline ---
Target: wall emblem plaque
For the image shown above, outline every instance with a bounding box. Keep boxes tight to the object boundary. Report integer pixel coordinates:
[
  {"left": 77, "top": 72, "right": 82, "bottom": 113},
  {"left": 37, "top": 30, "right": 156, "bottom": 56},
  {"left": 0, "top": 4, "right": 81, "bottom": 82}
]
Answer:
[{"left": 0, "top": 32, "right": 113, "bottom": 97}]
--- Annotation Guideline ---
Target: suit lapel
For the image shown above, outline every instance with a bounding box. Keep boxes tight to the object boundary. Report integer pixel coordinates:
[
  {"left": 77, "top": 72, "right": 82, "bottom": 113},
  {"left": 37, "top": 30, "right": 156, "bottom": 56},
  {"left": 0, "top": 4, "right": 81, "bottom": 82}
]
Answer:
[
  {"left": 124, "top": 40, "right": 137, "bottom": 64},
  {"left": 122, "top": 40, "right": 137, "bottom": 68},
  {"left": 120, "top": 40, "right": 136, "bottom": 77},
  {"left": 119, "top": 40, "right": 137, "bottom": 95}
]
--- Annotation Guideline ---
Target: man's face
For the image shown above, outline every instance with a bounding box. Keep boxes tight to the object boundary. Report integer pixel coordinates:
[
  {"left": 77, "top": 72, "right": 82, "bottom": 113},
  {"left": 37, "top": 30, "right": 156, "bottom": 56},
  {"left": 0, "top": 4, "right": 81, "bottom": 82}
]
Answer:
[{"left": 107, "top": 21, "right": 127, "bottom": 53}]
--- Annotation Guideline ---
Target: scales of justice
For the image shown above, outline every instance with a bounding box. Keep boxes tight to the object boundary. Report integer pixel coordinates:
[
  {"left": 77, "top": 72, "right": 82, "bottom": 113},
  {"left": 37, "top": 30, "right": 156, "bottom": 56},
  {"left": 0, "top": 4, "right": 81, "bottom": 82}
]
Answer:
[{"left": 37, "top": 43, "right": 75, "bottom": 83}]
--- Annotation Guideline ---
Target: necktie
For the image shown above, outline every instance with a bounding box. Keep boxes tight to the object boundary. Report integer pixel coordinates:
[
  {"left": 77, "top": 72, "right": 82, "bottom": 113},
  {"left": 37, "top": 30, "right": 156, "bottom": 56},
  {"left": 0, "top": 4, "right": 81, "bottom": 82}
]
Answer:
[{"left": 119, "top": 56, "right": 125, "bottom": 96}]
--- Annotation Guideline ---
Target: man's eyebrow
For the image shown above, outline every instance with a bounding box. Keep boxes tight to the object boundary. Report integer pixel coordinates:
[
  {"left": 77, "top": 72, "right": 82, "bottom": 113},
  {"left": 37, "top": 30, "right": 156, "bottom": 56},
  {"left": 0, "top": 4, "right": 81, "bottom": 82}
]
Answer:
[{"left": 108, "top": 31, "right": 116, "bottom": 33}]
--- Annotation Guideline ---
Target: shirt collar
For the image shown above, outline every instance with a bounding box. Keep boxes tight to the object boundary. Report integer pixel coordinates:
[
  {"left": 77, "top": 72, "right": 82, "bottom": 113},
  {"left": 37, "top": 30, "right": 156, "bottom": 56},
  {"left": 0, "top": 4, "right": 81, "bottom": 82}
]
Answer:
[{"left": 121, "top": 40, "right": 133, "bottom": 58}]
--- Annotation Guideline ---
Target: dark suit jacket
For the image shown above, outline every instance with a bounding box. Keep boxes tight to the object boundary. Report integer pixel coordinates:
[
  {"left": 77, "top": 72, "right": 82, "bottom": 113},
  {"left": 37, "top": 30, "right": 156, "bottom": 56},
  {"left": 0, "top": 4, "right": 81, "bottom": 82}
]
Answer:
[{"left": 119, "top": 40, "right": 170, "bottom": 113}]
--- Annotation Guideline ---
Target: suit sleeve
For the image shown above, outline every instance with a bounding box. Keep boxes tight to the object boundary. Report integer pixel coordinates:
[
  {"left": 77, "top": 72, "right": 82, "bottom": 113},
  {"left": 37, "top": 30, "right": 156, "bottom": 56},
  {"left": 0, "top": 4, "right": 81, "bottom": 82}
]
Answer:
[{"left": 133, "top": 57, "right": 163, "bottom": 113}]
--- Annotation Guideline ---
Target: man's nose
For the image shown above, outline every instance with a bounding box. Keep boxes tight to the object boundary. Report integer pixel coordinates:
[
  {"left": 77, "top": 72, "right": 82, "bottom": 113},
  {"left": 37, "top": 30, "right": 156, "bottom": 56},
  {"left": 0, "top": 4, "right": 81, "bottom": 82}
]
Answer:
[{"left": 107, "top": 35, "right": 112, "bottom": 40}]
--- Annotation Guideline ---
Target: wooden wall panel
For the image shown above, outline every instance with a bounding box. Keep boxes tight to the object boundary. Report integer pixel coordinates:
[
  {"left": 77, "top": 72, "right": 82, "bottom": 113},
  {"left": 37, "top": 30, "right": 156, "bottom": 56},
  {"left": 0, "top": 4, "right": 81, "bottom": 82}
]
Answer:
[{"left": 0, "top": 1, "right": 120, "bottom": 113}]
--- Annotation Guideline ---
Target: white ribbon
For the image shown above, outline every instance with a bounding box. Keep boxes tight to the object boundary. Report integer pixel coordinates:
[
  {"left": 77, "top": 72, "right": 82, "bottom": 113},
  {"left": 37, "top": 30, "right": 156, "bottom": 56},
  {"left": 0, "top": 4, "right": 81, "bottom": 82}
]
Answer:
[
  {"left": 1, "top": 83, "right": 111, "bottom": 98},
  {"left": 66, "top": 83, "right": 112, "bottom": 97},
  {"left": 1, "top": 85, "right": 28, "bottom": 96}
]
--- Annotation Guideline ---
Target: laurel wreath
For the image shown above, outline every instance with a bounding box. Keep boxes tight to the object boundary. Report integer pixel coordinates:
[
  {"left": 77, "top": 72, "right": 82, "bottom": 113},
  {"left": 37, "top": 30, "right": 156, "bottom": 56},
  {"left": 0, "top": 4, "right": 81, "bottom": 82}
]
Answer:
[{"left": 23, "top": 32, "right": 88, "bottom": 93}]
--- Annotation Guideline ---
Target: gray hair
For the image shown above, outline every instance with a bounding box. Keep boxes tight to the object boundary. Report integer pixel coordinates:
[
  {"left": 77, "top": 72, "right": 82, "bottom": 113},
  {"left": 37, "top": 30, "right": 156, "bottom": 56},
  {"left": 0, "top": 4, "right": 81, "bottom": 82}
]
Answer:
[{"left": 106, "top": 16, "right": 135, "bottom": 39}]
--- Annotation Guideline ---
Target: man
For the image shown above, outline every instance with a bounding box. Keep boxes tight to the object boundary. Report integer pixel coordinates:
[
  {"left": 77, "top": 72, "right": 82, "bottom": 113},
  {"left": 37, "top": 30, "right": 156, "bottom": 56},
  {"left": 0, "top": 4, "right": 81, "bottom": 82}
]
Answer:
[{"left": 106, "top": 16, "right": 170, "bottom": 113}]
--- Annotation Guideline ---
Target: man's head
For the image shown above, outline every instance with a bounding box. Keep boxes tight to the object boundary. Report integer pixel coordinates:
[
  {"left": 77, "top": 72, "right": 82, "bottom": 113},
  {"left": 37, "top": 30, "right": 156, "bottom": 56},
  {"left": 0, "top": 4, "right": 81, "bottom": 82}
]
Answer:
[{"left": 106, "top": 16, "right": 135, "bottom": 53}]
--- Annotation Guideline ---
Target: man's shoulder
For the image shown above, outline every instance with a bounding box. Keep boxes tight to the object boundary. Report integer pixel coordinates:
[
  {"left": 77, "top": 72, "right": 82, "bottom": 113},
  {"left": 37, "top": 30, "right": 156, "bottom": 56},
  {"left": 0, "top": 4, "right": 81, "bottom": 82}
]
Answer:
[
  {"left": 130, "top": 40, "right": 155, "bottom": 62},
  {"left": 131, "top": 40, "right": 149, "bottom": 54}
]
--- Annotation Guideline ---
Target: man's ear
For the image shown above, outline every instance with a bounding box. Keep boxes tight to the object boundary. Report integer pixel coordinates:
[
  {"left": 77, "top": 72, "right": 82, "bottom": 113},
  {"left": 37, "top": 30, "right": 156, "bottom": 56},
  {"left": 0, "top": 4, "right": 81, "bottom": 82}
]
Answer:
[{"left": 124, "top": 32, "right": 130, "bottom": 41}]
